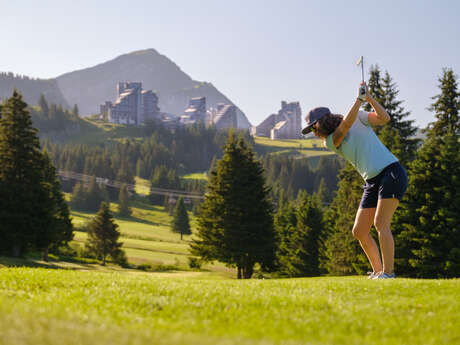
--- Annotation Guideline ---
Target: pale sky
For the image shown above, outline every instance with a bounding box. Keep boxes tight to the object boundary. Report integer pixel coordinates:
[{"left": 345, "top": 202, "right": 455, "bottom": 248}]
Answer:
[{"left": 1, "top": 0, "right": 459, "bottom": 128}]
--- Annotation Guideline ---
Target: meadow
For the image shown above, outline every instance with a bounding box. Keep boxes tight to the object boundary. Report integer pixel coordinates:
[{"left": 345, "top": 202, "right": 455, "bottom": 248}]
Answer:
[
  {"left": 67, "top": 178, "right": 233, "bottom": 274},
  {"left": 0, "top": 268, "right": 458, "bottom": 345}
]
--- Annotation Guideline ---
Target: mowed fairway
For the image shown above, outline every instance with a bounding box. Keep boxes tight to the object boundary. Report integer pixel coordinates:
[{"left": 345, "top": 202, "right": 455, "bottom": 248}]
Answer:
[{"left": 0, "top": 268, "right": 459, "bottom": 345}]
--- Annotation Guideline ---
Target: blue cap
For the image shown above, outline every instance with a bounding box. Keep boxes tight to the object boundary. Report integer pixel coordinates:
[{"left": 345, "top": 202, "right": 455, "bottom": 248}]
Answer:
[{"left": 301, "top": 107, "right": 331, "bottom": 135}]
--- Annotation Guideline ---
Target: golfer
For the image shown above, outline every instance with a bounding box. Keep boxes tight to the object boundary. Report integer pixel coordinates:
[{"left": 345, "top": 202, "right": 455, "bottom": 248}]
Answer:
[{"left": 302, "top": 83, "right": 408, "bottom": 279}]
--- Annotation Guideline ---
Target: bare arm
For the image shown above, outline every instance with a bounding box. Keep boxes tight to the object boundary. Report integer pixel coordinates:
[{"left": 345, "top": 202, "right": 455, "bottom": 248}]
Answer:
[
  {"left": 332, "top": 98, "right": 363, "bottom": 148},
  {"left": 366, "top": 94, "right": 390, "bottom": 126}
]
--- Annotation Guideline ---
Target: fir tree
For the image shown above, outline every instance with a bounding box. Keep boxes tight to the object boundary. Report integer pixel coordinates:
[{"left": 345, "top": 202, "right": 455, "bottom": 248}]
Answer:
[
  {"left": 275, "top": 191, "right": 323, "bottom": 277},
  {"left": 85, "top": 202, "right": 124, "bottom": 265},
  {"left": 0, "top": 91, "right": 50, "bottom": 256},
  {"left": 394, "top": 132, "right": 460, "bottom": 277},
  {"left": 428, "top": 68, "right": 459, "bottom": 136},
  {"left": 86, "top": 176, "right": 105, "bottom": 212},
  {"left": 171, "top": 197, "right": 191, "bottom": 240},
  {"left": 35, "top": 152, "right": 73, "bottom": 261},
  {"left": 118, "top": 184, "right": 132, "bottom": 217},
  {"left": 70, "top": 182, "right": 86, "bottom": 211},
  {"left": 321, "top": 164, "right": 369, "bottom": 275},
  {"left": 365, "top": 66, "right": 419, "bottom": 165},
  {"left": 38, "top": 94, "right": 49, "bottom": 118},
  {"left": 72, "top": 104, "right": 79, "bottom": 118},
  {"left": 364, "top": 65, "right": 385, "bottom": 112},
  {"left": 394, "top": 69, "right": 460, "bottom": 277},
  {"left": 191, "top": 134, "right": 276, "bottom": 279}
]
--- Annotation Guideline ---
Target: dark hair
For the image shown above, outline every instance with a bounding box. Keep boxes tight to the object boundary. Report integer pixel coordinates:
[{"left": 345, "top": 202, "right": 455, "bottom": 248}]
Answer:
[{"left": 317, "top": 113, "right": 343, "bottom": 137}]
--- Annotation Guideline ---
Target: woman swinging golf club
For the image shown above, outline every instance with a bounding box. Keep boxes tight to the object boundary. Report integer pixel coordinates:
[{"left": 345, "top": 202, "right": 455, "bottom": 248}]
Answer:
[{"left": 302, "top": 83, "right": 408, "bottom": 279}]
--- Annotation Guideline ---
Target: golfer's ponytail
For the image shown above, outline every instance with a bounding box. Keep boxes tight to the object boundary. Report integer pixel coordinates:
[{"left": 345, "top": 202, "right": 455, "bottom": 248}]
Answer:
[{"left": 317, "top": 113, "right": 343, "bottom": 136}]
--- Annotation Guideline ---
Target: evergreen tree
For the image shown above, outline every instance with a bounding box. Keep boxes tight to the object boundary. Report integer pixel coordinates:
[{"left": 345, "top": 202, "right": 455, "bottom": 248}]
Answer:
[
  {"left": 35, "top": 152, "right": 73, "bottom": 261},
  {"left": 0, "top": 91, "right": 50, "bottom": 256},
  {"left": 118, "top": 184, "right": 132, "bottom": 217},
  {"left": 85, "top": 202, "right": 124, "bottom": 265},
  {"left": 191, "top": 134, "right": 276, "bottom": 279},
  {"left": 70, "top": 182, "right": 86, "bottom": 211},
  {"left": 428, "top": 68, "right": 459, "bottom": 136},
  {"left": 171, "top": 197, "right": 191, "bottom": 240},
  {"left": 314, "top": 178, "right": 329, "bottom": 205},
  {"left": 394, "top": 132, "right": 460, "bottom": 277},
  {"left": 321, "top": 164, "right": 369, "bottom": 275},
  {"left": 86, "top": 176, "right": 105, "bottom": 212},
  {"left": 364, "top": 65, "right": 385, "bottom": 112},
  {"left": 365, "top": 66, "right": 419, "bottom": 165},
  {"left": 38, "top": 94, "right": 49, "bottom": 118},
  {"left": 275, "top": 191, "right": 323, "bottom": 277},
  {"left": 72, "top": 104, "right": 79, "bottom": 118},
  {"left": 394, "top": 70, "right": 460, "bottom": 277}
]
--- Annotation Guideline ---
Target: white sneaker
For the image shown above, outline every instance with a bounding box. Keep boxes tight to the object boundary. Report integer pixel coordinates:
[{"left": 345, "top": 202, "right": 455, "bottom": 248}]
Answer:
[
  {"left": 372, "top": 272, "right": 396, "bottom": 279},
  {"left": 367, "top": 271, "right": 378, "bottom": 279}
]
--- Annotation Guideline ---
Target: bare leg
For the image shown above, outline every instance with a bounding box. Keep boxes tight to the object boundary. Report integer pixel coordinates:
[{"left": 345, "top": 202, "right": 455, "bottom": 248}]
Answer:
[
  {"left": 352, "top": 208, "right": 382, "bottom": 273},
  {"left": 374, "top": 198, "right": 400, "bottom": 274}
]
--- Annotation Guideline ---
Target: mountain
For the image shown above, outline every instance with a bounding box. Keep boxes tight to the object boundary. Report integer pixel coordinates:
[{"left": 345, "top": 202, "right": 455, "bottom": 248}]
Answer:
[
  {"left": 56, "top": 49, "right": 251, "bottom": 128},
  {"left": 0, "top": 72, "right": 69, "bottom": 108}
]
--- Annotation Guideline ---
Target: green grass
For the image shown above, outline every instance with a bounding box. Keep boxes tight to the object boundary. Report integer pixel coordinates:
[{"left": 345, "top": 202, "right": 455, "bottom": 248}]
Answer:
[
  {"left": 181, "top": 172, "right": 208, "bottom": 181},
  {"left": 253, "top": 136, "right": 335, "bottom": 159},
  {"left": 0, "top": 268, "right": 458, "bottom": 345},
  {"left": 68, "top": 196, "right": 222, "bottom": 271}
]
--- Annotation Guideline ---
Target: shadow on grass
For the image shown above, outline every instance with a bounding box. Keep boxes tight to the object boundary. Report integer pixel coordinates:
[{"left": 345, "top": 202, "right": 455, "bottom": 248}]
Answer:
[{"left": 0, "top": 256, "right": 101, "bottom": 271}]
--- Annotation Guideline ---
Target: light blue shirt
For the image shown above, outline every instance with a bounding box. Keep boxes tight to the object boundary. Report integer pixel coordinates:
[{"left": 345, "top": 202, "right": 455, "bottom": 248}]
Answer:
[{"left": 325, "top": 110, "right": 398, "bottom": 180}]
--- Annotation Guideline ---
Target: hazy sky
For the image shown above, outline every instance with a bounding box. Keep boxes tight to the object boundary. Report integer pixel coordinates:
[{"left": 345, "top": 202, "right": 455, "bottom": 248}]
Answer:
[{"left": 1, "top": 0, "right": 459, "bottom": 128}]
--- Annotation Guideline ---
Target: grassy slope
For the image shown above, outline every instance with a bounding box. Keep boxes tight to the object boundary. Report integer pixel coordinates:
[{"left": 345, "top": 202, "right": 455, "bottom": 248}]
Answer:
[
  {"left": 0, "top": 268, "right": 458, "bottom": 345},
  {"left": 69, "top": 194, "right": 232, "bottom": 273},
  {"left": 253, "top": 136, "right": 334, "bottom": 158}
]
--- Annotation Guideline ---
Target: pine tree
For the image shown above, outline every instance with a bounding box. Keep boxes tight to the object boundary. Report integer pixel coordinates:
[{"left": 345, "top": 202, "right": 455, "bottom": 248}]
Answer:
[
  {"left": 38, "top": 94, "right": 49, "bottom": 118},
  {"left": 314, "top": 178, "right": 329, "bottom": 205},
  {"left": 86, "top": 176, "right": 105, "bottom": 212},
  {"left": 364, "top": 65, "right": 385, "bottom": 112},
  {"left": 191, "top": 133, "right": 276, "bottom": 279},
  {"left": 118, "top": 184, "right": 132, "bottom": 217},
  {"left": 428, "top": 68, "right": 459, "bottom": 136},
  {"left": 275, "top": 191, "right": 324, "bottom": 277},
  {"left": 0, "top": 91, "right": 50, "bottom": 256},
  {"left": 394, "top": 69, "right": 460, "bottom": 277},
  {"left": 72, "top": 104, "right": 79, "bottom": 118},
  {"left": 85, "top": 202, "right": 124, "bottom": 265},
  {"left": 35, "top": 152, "right": 73, "bottom": 261},
  {"left": 171, "top": 197, "right": 191, "bottom": 240},
  {"left": 321, "top": 164, "right": 369, "bottom": 275},
  {"left": 394, "top": 132, "right": 460, "bottom": 277},
  {"left": 70, "top": 182, "right": 87, "bottom": 211},
  {"left": 365, "top": 66, "right": 419, "bottom": 165}
]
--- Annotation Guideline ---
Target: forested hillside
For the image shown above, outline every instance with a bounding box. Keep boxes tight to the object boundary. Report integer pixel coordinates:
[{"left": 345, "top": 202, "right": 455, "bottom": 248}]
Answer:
[{"left": 0, "top": 72, "right": 69, "bottom": 108}]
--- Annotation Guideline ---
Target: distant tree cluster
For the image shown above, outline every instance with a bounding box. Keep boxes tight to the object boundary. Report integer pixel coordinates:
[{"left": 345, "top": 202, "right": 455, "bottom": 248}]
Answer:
[
  {"left": 0, "top": 73, "right": 69, "bottom": 109},
  {"left": 262, "top": 154, "right": 344, "bottom": 205},
  {"left": 0, "top": 91, "right": 73, "bottom": 259},
  {"left": 70, "top": 177, "right": 108, "bottom": 213},
  {"left": 29, "top": 95, "right": 80, "bottom": 135}
]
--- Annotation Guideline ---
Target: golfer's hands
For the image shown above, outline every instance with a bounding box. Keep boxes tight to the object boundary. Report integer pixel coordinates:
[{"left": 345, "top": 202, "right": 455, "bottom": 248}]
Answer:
[{"left": 358, "top": 82, "right": 367, "bottom": 102}]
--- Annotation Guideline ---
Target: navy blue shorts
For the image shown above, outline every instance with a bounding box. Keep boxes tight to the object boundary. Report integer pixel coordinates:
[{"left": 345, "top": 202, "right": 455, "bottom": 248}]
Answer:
[{"left": 359, "top": 162, "right": 408, "bottom": 209}]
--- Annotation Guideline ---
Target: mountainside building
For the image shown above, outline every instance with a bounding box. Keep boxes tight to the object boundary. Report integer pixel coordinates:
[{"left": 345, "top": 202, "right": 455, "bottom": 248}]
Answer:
[
  {"left": 207, "top": 103, "right": 237, "bottom": 130},
  {"left": 180, "top": 97, "right": 207, "bottom": 125},
  {"left": 251, "top": 101, "right": 302, "bottom": 139},
  {"left": 101, "top": 82, "right": 160, "bottom": 125}
]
